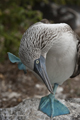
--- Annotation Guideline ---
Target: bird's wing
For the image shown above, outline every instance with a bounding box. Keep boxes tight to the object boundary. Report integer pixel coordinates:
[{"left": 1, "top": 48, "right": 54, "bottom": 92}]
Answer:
[{"left": 70, "top": 34, "right": 80, "bottom": 78}]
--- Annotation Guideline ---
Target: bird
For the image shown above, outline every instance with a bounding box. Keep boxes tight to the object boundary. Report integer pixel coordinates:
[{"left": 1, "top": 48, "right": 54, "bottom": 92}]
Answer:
[
  {"left": 33, "top": 2, "right": 80, "bottom": 30},
  {"left": 53, "top": 6, "right": 80, "bottom": 30},
  {"left": 8, "top": 19, "right": 80, "bottom": 117}
]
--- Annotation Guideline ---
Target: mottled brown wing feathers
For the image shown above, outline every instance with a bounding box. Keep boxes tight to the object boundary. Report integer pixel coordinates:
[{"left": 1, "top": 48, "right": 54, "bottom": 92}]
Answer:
[{"left": 70, "top": 34, "right": 80, "bottom": 78}]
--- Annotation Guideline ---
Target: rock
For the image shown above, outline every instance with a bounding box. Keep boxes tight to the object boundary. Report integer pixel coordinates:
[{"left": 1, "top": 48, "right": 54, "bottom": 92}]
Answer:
[
  {"left": 0, "top": 98, "right": 80, "bottom": 120},
  {"left": 8, "top": 92, "right": 21, "bottom": 99}
]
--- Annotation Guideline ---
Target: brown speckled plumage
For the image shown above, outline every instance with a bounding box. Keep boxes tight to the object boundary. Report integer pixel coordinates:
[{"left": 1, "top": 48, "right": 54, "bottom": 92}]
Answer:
[{"left": 70, "top": 34, "right": 80, "bottom": 78}]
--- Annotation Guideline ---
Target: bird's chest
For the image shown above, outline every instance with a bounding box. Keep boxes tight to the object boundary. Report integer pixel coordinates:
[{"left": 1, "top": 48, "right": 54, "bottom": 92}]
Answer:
[{"left": 46, "top": 40, "right": 77, "bottom": 85}]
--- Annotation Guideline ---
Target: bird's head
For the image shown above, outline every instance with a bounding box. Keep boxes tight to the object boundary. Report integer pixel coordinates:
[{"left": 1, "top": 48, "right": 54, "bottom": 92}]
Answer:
[
  {"left": 19, "top": 42, "right": 53, "bottom": 94},
  {"left": 19, "top": 19, "right": 53, "bottom": 93}
]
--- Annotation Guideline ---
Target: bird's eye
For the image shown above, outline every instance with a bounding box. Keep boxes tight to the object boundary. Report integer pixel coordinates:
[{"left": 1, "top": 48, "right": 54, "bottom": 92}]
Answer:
[{"left": 36, "top": 60, "right": 39, "bottom": 64}]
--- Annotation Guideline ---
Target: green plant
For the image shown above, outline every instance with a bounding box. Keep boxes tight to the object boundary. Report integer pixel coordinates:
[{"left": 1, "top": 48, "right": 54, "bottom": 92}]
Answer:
[{"left": 0, "top": 0, "right": 42, "bottom": 62}]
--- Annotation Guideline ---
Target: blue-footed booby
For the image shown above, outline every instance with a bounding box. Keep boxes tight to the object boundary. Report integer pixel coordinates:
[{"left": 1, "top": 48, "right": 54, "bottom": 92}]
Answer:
[{"left": 8, "top": 19, "right": 80, "bottom": 117}]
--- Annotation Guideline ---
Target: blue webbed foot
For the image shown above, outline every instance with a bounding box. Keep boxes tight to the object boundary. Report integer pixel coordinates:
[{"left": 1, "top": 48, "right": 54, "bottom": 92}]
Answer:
[
  {"left": 8, "top": 52, "right": 27, "bottom": 73},
  {"left": 39, "top": 94, "right": 70, "bottom": 117}
]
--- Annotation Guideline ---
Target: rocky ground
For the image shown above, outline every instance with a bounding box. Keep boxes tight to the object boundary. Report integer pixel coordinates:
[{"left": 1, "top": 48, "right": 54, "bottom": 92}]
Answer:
[
  {"left": 1, "top": 98, "right": 80, "bottom": 120},
  {"left": 0, "top": 60, "right": 80, "bottom": 108}
]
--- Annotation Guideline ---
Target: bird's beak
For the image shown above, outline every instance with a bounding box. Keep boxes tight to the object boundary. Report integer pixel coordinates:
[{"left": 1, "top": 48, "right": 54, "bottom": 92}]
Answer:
[{"left": 34, "top": 55, "right": 53, "bottom": 94}]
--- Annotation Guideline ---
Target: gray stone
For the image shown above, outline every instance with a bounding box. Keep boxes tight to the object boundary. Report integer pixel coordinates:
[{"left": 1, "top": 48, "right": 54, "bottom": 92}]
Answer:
[{"left": 0, "top": 98, "right": 80, "bottom": 120}]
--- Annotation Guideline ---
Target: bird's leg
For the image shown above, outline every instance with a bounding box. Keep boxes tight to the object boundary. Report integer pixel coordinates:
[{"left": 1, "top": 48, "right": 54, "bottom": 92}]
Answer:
[
  {"left": 39, "top": 83, "right": 58, "bottom": 117},
  {"left": 39, "top": 83, "right": 70, "bottom": 117},
  {"left": 49, "top": 83, "right": 58, "bottom": 117}
]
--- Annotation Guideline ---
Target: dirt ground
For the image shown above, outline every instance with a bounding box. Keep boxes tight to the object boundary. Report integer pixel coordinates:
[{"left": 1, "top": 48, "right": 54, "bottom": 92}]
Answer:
[{"left": 0, "top": 60, "right": 80, "bottom": 108}]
